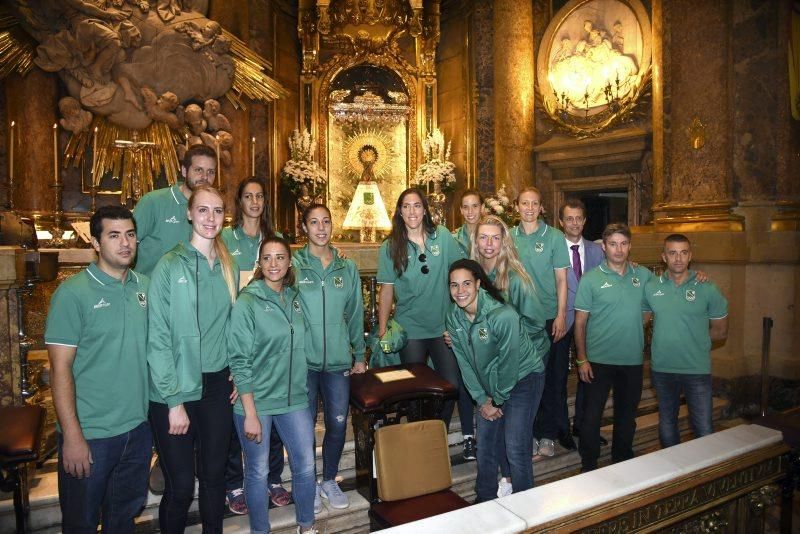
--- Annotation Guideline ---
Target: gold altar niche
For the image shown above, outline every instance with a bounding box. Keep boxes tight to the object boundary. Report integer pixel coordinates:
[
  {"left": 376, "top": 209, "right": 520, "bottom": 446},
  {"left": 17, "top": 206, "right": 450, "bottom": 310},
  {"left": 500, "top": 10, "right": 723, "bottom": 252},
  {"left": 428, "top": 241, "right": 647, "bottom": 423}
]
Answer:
[{"left": 298, "top": 0, "right": 440, "bottom": 241}]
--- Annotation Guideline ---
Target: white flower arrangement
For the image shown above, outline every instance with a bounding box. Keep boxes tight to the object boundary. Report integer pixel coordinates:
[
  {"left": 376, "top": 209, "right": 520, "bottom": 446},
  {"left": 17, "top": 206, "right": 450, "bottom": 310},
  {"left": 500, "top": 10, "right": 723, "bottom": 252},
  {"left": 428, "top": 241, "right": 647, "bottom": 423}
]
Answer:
[
  {"left": 484, "top": 184, "right": 518, "bottom": 226},
  {"left": 281, "top": 129, "right": 327, "bottom": 196},
  {"left": 412, "top": 128, "right": 456, "bottom": 193}
]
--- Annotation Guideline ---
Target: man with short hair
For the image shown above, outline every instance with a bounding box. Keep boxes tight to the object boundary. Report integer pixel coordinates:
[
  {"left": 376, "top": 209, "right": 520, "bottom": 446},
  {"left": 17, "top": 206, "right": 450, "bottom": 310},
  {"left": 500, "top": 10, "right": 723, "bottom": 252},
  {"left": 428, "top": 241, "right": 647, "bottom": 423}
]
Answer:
[
  {"left": 553, "top": 199, "right": 605, "bottom": 450},
  {"left": 574, "top": 223, "right": 652, "bottom": 472},
  {"left": 133, "top": 143, "right": 217, "bottom": 276},
  {"left": 644, "top": 234, "right": 728, "bottom": 448},
  {"left": 46, "top": 206, "right": 151, "bottom": 531}
]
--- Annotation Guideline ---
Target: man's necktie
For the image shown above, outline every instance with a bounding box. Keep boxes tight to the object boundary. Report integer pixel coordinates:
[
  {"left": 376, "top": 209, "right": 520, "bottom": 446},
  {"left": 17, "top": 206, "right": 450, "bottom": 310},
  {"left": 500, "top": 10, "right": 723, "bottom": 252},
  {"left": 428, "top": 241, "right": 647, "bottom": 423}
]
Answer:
[{"left": 571, "top": 244, "right": 582, "bottom": 280}]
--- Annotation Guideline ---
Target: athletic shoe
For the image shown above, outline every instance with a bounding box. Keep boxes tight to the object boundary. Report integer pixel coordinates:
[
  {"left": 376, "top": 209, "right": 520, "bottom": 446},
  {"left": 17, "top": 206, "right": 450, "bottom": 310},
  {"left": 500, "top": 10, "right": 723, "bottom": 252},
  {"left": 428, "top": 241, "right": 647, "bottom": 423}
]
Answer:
[
  {"left": 532, "top": 438, "right": 540, "bottom": 457},
  {"left": 497, "top": 477, "right": 513, "bottom": 498},
  {"left": 269, "top": 483, "right": 292, "bottom": 507},
  {"left": 225, "top": 488, "right": 248, "bottom": 515},
  {"left": 296, "top": 527, "right": 319, "bottom": 534},
  {"left": 314, "top": 483, "right": 323, "bottom": 514},
  {"left": 320, "top": 479, "right": 350, "bottom": 509},
  {"left": 538, "top": 438, "right": 556, "bottom": 457},
  {"left": 462, "top": 436, "right": 477, "bottom": 461}
]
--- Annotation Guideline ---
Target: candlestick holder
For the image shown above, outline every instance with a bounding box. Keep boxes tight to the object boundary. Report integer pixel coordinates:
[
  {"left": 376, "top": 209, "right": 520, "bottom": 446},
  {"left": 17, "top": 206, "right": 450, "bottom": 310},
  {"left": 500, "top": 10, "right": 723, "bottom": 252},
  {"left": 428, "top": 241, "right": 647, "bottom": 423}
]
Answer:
[{"left": 49, "top": 180, "right": 68, "bottom": 248}]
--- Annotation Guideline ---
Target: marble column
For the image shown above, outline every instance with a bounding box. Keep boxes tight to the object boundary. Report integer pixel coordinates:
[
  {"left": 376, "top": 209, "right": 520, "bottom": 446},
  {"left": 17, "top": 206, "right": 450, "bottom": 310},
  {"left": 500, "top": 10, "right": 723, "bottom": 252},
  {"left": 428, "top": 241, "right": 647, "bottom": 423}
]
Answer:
[
  {"left": 652, "top": 0, "right": 741, "bottom": 231},
  {"left": 4, "top": 70, "right": 59, "bottom": 216},
  {"left": 472, "top": 0, "right": 494, "bottom": 195},
  {"left": 492, "top": 0, "right": 535, "bottom": 194}
]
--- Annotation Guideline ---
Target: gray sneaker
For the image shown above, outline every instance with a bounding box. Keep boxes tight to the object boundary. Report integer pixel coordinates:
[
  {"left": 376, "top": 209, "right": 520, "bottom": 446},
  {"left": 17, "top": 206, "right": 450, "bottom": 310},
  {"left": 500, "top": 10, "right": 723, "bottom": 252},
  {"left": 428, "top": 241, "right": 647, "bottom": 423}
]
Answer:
[
  {"left": 532, "top": 438, "right": 540, "bottom": 457},
  {"left": 320, "top": 479, "right": 350, "bottom": 509},
  {"left": 538, "top": 438, "right": 555, "bottom": 457},
  {"left": 314, "top": 483, "right": 323, "bottom": 514}
]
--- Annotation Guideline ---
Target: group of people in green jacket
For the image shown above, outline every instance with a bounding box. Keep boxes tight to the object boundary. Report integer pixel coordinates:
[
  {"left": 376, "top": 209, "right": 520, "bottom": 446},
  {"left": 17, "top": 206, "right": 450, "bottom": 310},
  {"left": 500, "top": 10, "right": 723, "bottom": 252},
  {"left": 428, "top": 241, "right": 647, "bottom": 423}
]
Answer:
[{"left": 46, "top": 143, "right": 729, "bottom": 533}]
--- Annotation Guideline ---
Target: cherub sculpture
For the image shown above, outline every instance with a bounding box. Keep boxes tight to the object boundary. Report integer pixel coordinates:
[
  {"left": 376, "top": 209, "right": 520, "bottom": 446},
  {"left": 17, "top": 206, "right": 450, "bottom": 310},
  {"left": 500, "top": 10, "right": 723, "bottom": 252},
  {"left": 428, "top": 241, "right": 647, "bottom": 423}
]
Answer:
[{"left": 58, "top": 96, "right": 93, "bottom": 133}]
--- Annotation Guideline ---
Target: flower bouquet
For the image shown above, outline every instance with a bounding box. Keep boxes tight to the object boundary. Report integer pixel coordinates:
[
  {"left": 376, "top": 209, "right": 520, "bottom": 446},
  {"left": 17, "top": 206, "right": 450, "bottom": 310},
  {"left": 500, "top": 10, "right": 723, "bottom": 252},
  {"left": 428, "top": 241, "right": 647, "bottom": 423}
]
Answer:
[
  {"left": 411, "top": 128, "right": 456, "bottom": 193},
  {"left": 484, "top": 184, "right": 518, "bottom": 227},
  {"left": 281, "top": 129, "right": 327, "bottom": 197}
]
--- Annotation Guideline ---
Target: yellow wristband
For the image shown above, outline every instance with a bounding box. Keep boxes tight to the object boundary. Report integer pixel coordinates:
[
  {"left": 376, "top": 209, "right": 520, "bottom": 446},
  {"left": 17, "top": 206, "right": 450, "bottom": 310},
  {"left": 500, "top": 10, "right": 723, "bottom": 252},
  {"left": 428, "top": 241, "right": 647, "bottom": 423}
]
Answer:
[{"left": 576, "top": 359, "right": 587, "bottom": 365}]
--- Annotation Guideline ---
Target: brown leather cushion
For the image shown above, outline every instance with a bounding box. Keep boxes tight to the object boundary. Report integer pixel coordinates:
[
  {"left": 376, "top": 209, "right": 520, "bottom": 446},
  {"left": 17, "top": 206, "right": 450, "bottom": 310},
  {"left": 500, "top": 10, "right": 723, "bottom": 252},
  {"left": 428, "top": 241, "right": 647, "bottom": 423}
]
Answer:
[
  {"left": 0, "top": 405, "right": 46, "bottom": 463},
  {"left": 371, "top": 489, "right": 470, "bottom": 527},
  {"left": 375, "top": 419, "right": 452, "bottom": 501},
  {"left": 350, "top": 364, "right": 458, "bottom": 412}
]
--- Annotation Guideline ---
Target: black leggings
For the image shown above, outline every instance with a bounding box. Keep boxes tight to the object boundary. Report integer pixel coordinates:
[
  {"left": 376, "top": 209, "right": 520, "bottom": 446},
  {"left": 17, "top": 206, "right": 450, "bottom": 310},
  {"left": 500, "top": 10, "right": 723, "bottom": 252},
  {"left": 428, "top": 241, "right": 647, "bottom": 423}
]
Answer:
[
  {"left": 400, "top": 337, "right": 475, "bottom": 435},
  {"left": 150, "top": 368, "right": 232, "bottom": 534}
]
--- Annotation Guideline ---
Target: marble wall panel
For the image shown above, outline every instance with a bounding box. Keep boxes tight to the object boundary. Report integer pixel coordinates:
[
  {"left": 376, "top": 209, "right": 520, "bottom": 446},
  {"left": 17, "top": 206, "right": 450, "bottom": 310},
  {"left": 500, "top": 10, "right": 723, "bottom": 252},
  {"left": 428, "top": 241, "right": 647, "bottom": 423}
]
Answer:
[
  {"left": 664, "top": 0, "right": 731, "bottom": 204},
  {"left": 473, "top": 0, "right": 495, "bottom": 193},
  {"left": 731, "top": 0, "right": 783, "bottom": 201}
]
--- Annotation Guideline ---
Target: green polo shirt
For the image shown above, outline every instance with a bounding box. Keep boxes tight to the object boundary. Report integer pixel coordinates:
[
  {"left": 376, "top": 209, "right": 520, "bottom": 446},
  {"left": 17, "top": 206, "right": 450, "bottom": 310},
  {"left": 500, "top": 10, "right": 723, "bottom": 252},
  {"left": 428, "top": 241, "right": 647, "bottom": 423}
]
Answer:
[
  {"left": 221, "top": 226, "right": 261, "bottom": 272},
  {"left": 44, "top": 263, "right": 149, "bottom": 439},
  {"left": 134, "top": 183, "right": 191, "bottom": 276},
  {"left": 511, "top": 222, "right": 570, "bottom": 319},
  {"left": 377, "top": 225, "right": 464, "bottom": 339},
  {"left": 643, "top": 271, "right": 728, "bottom": 374},
  {"left": 574, "top": 261, "right": 652, "bottom": 365}
]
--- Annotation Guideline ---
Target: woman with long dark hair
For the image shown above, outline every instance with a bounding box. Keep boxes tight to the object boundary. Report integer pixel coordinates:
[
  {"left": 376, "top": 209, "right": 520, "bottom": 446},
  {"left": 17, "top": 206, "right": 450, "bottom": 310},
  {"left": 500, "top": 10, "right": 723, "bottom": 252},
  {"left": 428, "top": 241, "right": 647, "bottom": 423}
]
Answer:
[
  {"left": 294, "top": 203, "right": 366, "bottom": 511},
  {"left": 446, "top": 259, "right": 545, "bottom": 503},
  {"left": 376, "top": 188, "right": 475, "bottom": 458},
  {"left": 228, "top": 236, "right": 318, "bottom": 534},
  {"left": 220, "top": 176, "right": 290, "bottom": 513},
  {"left": 147, "top": 185, "right": 239, "bottom": 532}
]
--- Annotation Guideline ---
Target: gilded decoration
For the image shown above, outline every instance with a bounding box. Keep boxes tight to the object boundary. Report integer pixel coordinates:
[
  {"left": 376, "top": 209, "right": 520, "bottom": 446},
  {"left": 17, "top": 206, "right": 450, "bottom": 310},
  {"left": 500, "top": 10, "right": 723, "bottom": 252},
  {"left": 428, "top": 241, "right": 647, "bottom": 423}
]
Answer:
[
  {"left": 536, "top": 0, "right": 652, "bottom": 137},
  {"left": 298, "top": 1, "right": 438, "bottom": 239}
]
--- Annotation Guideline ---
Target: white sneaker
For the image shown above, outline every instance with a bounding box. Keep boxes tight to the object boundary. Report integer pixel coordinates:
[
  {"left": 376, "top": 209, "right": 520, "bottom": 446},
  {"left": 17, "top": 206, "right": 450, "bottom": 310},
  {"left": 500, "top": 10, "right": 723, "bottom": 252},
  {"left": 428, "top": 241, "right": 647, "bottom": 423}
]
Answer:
[
  {"left": 296, "top": 527, "right": 319, "bottom": 534},
  {"left": 532, "top": 437, "right": 540, "bottom": 457},
  {"left": 314, "top": 483, "right": 323, "bottom": 514},
  {"left": 497, "top": 477, "right": 513, "bottom": 498}
]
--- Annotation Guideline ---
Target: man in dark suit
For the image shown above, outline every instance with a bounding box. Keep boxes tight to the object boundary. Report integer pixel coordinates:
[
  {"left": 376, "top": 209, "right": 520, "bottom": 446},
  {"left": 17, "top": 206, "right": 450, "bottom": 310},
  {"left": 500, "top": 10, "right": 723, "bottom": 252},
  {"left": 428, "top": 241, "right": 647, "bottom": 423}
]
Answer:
[{"left": 558, "top": 199, "right": 605, "bottom": 448}]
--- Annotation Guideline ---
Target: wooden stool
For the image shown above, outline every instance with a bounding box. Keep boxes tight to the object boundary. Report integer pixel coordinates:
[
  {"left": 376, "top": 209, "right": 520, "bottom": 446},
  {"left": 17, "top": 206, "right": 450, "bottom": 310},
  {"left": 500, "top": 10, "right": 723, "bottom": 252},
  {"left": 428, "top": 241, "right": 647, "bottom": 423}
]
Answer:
[
  {"left": 349, "top": 363, "right": 458, "bottom": 502},
  {"left": 0, "top": 405, "right": 46, "bottom": 533}
]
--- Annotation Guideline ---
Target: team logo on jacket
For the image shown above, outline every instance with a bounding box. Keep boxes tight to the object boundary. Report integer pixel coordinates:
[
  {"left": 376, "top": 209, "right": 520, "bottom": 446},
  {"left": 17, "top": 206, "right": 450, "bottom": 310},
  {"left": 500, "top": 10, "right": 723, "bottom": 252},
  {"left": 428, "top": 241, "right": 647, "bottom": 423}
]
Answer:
[
  {"left": 631, "top": 277, "right": 640, "bottom": 288},
  {"left": 231, "top": 248, "right": 241, "bottom": 256},
  {"left": 293, "top": 300, "right": 302, "bottom": 313},
  {"left": 430, "top": 244, "right": 441, "bottom": 257},
  {"left": 478, "top": 328, "right": 488, "bottom": 341},
  {"left": 652, "top": 289, "right": 665, "bottom": 297},
  {"left": 685, "top": 289, "right": 696, "bottom": 302},
  {"left": 333, "top": 276, "right": 344, "bottom": 288},
  {"left": 137, "top": 293, "right": 147, "bottom": 308},
  {"left": 165, "top": 216, "right": 179, "bottom": 224},
  {"left": 299, "top": 277, "right": 314, "bottom": 284},
  {"left": 534, "top": 242, "right": 545, "bottom": 253}
]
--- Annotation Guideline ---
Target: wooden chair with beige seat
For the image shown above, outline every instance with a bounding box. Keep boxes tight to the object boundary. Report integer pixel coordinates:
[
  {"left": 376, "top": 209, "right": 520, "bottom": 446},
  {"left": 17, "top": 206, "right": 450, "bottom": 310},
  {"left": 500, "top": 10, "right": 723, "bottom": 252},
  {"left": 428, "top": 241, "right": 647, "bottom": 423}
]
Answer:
[{"left": 369, "top": 419, "right": 470, "bottom": 530}]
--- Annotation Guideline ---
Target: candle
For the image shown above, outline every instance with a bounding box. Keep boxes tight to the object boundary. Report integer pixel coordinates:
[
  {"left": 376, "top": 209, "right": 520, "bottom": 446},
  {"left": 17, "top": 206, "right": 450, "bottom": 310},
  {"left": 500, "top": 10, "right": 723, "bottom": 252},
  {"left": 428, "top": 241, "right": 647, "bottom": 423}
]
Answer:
[
  {"left": 185, "top": 133, "right": 189, "bottom": 150},
  {"left": 53, "top": 123, "right": 58, "bottom": 186},
  {"left": 9, "top": 121, "right": 14, "bottom": 184},
  {"left": 250, "top": 136, "right": 256, "bottom": 176},
  {"left": 215, "top": 134, "right": 221, "bottom": 184},
  {"left": 92, "top": 126, "right": 98, "bottom": 183}
]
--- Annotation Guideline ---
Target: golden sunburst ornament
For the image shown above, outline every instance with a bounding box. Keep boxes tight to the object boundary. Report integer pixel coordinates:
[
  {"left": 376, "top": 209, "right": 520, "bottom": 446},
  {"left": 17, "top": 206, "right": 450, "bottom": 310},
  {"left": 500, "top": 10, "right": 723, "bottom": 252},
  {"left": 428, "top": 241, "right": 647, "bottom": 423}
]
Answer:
[{"left": 343, "top": 127, "right": 399, "bottom": 182}]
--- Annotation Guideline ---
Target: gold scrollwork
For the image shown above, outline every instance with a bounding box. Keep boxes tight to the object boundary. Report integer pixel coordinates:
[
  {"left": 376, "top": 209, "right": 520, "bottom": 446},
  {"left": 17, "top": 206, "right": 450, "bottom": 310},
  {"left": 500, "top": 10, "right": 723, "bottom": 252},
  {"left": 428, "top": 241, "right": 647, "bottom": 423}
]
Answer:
[
  {"left": 699, "top": 510, "right": 728, "bottom": 533},
  {"left": 747, "top": 484, "right": 779, "bottom": 514}
]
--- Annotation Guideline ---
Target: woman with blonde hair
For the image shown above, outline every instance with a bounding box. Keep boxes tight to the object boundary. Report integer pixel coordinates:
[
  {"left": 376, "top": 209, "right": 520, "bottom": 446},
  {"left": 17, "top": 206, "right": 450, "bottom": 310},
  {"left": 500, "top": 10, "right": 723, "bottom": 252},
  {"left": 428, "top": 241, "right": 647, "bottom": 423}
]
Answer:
[{"left": 147, "top": 184, "right": 239, "bottom": 532}]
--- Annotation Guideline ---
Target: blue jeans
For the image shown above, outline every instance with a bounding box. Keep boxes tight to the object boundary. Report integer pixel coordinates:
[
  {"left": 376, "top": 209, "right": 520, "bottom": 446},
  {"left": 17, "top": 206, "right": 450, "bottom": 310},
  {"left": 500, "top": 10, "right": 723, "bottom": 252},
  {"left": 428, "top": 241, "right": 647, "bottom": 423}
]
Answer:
[
  {"left": 651, "top": 371, "right": 713, "bottom": 448},
  {"left": 307, "top": 369, "right": 349, "bottom": 481},
  {"left": 58, "top": 421, "right": 151, "bottom": 533},
  {"left": 234, "top": 409, "right": 316, "bottom": 533},
  {"left": 474, "top": 371, "right": 544, "bottom": 503}
]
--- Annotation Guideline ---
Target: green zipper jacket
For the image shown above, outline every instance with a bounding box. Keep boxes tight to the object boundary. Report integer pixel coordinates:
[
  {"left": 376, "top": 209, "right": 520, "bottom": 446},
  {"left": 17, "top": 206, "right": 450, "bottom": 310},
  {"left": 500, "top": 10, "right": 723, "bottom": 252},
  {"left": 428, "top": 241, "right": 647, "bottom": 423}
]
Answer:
[
  {"left": 293, "top": 245, "right": 366, "bottom": 371},
  {"left": 228, "top": 281, "right": 310, "bottom": 415},
  {"left": 147, "top": 242, "right": 238, "bottom": 408},
  {"left": 488, "top": 269, "right": 551, "bottom": 357},
  {"left": 446, "top": 288, "right": 543, "bottom": 406}
]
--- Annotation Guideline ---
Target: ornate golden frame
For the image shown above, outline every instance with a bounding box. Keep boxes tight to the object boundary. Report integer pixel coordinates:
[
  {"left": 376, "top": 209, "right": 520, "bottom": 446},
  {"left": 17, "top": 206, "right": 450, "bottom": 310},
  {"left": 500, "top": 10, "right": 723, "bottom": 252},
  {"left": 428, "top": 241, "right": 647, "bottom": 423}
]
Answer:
[
  {"left": 536, "top": 0, "right": 652, "bottom": 137},
  {"left": 316, "top": 51, "right": 420, "bottom": 196}
]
